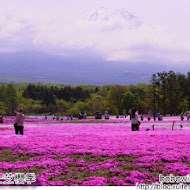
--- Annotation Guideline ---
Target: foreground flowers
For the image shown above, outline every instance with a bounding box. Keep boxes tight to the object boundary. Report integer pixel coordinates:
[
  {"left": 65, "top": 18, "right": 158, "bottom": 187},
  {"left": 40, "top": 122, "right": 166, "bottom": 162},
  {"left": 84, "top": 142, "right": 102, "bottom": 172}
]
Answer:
[{"left": 0, "top": 117, "right": 190, "bottom": 186}]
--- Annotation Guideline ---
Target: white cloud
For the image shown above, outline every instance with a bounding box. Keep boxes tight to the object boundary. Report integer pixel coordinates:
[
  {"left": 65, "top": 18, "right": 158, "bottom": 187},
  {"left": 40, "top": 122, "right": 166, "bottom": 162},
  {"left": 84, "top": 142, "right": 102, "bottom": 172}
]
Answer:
[{"left": 0, "top": 1, "right": 190, "bottom": 65}]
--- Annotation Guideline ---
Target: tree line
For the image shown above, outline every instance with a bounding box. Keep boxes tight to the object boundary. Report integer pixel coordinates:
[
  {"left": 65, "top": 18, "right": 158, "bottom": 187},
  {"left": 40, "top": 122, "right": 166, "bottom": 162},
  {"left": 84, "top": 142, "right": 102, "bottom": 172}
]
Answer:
[
  {"left": 23, "top": 84, "right": 90, "bottom": 106},
  {"left": 149, "top": 71, "right": 190, "bottom": 115},
  {"left": 0, "top": 70, "right": 190, "bottom": 116}
]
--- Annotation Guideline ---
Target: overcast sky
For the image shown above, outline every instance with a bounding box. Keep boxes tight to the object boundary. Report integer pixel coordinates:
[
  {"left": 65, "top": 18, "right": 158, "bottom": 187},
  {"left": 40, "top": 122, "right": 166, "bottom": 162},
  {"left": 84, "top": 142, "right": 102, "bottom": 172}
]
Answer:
[{"left": 0, "top": 0, "right": 190, "bottom": 65}]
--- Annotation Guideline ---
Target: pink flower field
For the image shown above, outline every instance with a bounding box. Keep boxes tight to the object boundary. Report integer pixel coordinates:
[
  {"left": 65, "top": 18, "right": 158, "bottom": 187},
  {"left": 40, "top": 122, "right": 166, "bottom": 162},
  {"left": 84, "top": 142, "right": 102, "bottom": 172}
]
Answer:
[{"left": 0, "top": 117, "right": 190, "bottom": 186}]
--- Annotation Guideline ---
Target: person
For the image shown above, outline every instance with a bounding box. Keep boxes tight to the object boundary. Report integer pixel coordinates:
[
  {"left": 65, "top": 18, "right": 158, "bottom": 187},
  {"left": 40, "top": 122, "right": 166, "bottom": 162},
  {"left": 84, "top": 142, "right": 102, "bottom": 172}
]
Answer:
[
  {"left": 78, "top": 113, "right": 83, "bottom": 120},
  {"left": 141, "top": 114, "right": 144, "bottom": 121},
  {"left": 187, "top": 111, "right": 190, "bottom": 121},
  {"left": 157, "top": 113, "right": 160, "bottom": 120},
  {"left": 14, "top": 108, "right": 25, "bottom": 135},
  {"left": 181, "top": 113, "right": 184, "bottom": 121},
  {"left": 153, "top": 112, "right": 156, "bottom": 121},
  {"left": 104, "top": 111, "right": 109, "bottom": 119},
  {"left": 52, "top": 114, "right": 55, "bottom": 120},
  {"left": 157, "top": 113, "right": 163, "bottom": 121},
  {"left": 147, "top": 115, "right": 151, "bottom": 121},
  {"left": 83, "top": 112, "right": 87, "bottom": 119},
  {"left": 0, "top": 115, "right": 3, "bottom": 123},
  {"left": 130, "top": 107, "right": 140, "bottom": 131}
]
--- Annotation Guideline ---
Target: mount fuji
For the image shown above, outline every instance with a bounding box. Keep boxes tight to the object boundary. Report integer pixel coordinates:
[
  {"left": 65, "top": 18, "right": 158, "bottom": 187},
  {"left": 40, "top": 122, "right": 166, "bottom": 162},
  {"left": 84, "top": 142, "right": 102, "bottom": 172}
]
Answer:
[
  {"left": 0, "top": 7, "right": 188, "bottom": 85},
  {"left": 83, "top": 7, "right": 143, "bottom": 30}
]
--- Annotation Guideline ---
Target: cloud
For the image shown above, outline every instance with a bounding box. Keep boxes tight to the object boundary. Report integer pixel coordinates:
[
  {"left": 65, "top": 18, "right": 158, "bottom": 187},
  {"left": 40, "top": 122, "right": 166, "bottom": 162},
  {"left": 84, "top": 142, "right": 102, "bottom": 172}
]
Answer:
[
  {"left": 0, "top": 10, "right": 37, "bottom": 52},
  {"left": 0, "top": 4, "right": 190, "bottom": 65}
]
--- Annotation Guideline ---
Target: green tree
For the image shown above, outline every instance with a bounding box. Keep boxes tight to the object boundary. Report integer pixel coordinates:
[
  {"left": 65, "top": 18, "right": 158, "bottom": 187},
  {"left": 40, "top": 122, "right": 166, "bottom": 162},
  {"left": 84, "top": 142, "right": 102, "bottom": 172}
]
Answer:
[
  {"left": 108, "top": 86, "right": 126, "bottom": 115},
  {"left": 157, "top": 72, "right": 168, "bottom": 115},
  {"left": 122, "top": 91, "right": 136, "bottom": 114},
  {"left": 56, "top": 99, "right": 70, "bottom": 114},
  {"left": 66, "top": 107, "right": 80, "bottom": 117},
  {"left": 0, "top": 101, "right": 6, "bottom": 115},
  {"left": 6, "top": 84, "right": 18, "bottom": 114},
  {"left": 178, "top": 98, "right": 189, "bottom": 113},
  {"left": 166, "top": 71, "right": 178, "bottom": 115}
]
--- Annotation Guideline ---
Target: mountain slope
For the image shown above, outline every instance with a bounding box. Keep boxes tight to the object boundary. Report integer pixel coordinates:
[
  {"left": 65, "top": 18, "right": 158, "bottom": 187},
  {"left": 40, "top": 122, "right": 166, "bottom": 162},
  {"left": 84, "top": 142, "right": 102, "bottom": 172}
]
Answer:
[
  {"left": 83, "top": 7, "right": 143, "bottom": 30},
  {"left": 0, "top": 51, "right": 179, "bottom": 85}
]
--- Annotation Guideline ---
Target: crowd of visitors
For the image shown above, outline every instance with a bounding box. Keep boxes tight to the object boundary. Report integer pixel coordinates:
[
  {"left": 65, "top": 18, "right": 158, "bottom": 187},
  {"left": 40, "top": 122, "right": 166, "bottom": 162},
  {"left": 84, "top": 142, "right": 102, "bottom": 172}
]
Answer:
[{"left": 1, "top": 107, "right": 190, "bottom": 134}]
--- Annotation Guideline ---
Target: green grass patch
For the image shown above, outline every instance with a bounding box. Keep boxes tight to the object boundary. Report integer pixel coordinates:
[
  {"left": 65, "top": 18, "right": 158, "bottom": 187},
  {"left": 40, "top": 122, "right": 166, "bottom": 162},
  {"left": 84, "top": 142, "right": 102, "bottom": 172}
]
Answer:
[
  {"left": 116, "top": 155, "right": 135, "bottom": 162},
  {"left": 69, "top": 154, "right": 111, "bottom": 163},
  {"left": 0, "top": 166, "right": 45, "bottom": 175},
  {"left": 31, "top": 167, "right": 46, "bottom": 174},
  {"left": 0, "top": 148, "right": 37, "bottom": 163}
]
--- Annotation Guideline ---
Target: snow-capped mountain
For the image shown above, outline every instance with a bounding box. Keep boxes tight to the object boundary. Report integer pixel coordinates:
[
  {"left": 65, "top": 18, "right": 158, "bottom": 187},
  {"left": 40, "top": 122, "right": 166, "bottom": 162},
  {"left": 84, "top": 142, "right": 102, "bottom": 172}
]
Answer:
[{"left": 83, "top": 7, "right": 143, "bottom": 30}]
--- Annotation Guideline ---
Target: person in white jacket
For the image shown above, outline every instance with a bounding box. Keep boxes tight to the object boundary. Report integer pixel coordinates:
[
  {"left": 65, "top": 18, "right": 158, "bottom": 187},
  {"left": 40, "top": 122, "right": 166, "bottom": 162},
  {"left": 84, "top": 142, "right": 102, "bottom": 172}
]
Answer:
[
  {"left": 14, "top": 108, "right": 25, "bottom": 135},
  {"left": 130, "top": 107, "right": 139, "bottom": 131}
]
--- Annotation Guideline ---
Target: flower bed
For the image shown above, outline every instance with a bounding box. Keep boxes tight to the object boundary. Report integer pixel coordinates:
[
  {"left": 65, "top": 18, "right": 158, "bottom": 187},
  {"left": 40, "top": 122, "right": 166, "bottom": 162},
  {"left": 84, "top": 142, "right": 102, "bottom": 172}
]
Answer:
[{"left": 0, "top": 120, "right": 190, "bottom": 186}]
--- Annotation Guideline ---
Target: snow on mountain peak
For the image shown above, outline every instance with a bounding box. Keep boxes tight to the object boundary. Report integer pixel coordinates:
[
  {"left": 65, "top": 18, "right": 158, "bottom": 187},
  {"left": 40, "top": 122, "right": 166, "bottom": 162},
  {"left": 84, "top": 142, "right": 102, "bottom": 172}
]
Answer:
[{"left": 83, "top": 7, "right": 143, "bottom": 30}]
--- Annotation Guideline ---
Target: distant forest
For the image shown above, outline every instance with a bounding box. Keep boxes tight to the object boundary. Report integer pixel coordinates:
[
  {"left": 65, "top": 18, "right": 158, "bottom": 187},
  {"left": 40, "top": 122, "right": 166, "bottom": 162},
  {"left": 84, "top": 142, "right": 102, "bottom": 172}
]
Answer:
[{"left": 1, "top": 70, "right": 190, "bottom": 116}]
